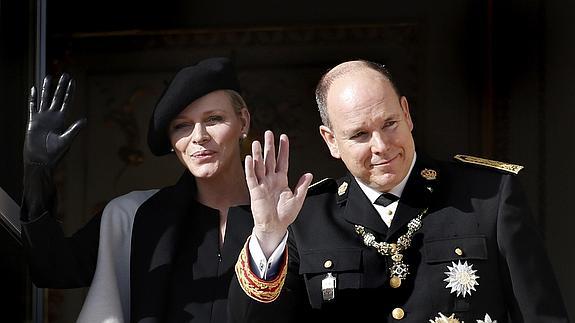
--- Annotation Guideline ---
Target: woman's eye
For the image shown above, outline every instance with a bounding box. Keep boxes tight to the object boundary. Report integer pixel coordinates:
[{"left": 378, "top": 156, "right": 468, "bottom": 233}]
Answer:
[
  {"left": 173, "top": 123, "right": 190, "bottom": 130},
  {"left": 206, "top": 115, "right": 224, "bottom": 124}
]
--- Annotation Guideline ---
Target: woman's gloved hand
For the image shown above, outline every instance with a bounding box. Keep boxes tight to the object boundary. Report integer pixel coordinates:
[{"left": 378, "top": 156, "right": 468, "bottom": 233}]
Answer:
[
  {"left": 21, "top": 74, "right": 86, "bottom": 222},
  {"left": 24, "top": 74, "right": 86, "bottom": 167}
]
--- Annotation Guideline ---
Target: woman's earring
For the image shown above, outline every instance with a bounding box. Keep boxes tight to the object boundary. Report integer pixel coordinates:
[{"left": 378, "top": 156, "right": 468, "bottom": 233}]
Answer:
[
  {"left": 170, "top": 148, "right": 175, "bottom": 153},
  {"left": 241, "top": 133, "right": 247, "bottom": 140}
]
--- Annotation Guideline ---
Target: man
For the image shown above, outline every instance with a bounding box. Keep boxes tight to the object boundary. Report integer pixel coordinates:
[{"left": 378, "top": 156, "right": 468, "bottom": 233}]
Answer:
[{"left": 229, "top": 60, "right": 569, "bottom": 322}]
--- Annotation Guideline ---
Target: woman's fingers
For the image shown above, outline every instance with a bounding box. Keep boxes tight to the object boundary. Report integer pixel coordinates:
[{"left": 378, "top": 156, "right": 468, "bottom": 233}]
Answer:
[
  {"left": 39, "top": 75, "right": 52, "bottom": 113},
  {"left": 28, "top": 86, "right": 37, "bottom": 122},
  {"left": 49, "top": 74, "right": 69, "bottom": 111}
]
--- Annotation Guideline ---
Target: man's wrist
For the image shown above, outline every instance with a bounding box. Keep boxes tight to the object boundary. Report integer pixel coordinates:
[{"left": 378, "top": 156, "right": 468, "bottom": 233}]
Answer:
[{"left": 253, "top": 227, "right": 288, "bottom": 258}]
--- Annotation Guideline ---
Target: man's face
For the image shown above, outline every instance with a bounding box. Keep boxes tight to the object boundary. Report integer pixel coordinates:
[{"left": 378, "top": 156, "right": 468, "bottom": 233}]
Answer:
[{"left": 319, "top": 68, "right": 415, "bottom": 192}]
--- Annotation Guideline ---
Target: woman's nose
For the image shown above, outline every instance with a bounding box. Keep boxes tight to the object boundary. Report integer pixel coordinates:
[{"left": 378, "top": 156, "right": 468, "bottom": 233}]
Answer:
[{"left": 191, "top": 123, "right": 210, "bottom": 144}]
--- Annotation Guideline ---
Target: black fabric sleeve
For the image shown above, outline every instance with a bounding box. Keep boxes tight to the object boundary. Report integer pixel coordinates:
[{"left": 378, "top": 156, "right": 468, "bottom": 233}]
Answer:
[{"left": 21, "top": 211, "right": 101, "bottom": 289}]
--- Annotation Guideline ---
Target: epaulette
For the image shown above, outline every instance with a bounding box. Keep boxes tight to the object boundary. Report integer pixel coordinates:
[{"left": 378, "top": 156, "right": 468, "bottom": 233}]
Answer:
[
  {"left": 307, "top": 177, "right": 337, "bottom": 196},
  {"left": 453, "top": 154, "right": 524, "bottom": 174}
]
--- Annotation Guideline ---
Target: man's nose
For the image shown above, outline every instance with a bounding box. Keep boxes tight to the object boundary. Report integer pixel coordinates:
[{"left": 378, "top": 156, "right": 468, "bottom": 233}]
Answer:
[{"left": 370, "top": 131, "right": 388, "bottom": 154}]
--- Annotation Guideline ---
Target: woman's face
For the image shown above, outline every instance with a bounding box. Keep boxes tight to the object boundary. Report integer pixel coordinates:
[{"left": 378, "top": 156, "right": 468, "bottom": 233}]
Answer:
[{"left": 168, "top": 90, "right": 249, "bottom": 179}]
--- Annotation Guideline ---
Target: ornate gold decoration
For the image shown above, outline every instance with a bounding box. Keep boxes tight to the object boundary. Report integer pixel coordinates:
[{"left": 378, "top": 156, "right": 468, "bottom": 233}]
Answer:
[
  {"left": 420, "top": 168, "right": 437, "bottom": 180},
  {"left": 355, "top": 208, "right": 428, "bottom": 288},
  {"left": 454, "top": 154, "right": 524, "bottom": 174},
  {"left": 235, "top": 238, "right": 288, "bottom": 303}
]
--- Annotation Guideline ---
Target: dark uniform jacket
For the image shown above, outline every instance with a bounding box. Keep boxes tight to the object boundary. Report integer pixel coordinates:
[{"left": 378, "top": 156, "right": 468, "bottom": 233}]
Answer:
[
  {"left": 229, "top": 154, "right": 569, "bottom": 323},
  {"left": 22, "top": 172, "right": 253, "bottom": 323}
]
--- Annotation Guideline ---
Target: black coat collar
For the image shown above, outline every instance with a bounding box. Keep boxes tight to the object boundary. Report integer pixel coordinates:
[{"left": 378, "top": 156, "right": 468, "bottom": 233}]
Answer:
[{"left": 130, "top": 172, "right": 197, "bottom": 322}]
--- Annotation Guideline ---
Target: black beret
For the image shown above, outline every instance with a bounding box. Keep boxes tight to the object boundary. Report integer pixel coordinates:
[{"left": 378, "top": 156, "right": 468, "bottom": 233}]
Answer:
[{"left": 147, "top": 57, "right": 241, "bottom": 156}]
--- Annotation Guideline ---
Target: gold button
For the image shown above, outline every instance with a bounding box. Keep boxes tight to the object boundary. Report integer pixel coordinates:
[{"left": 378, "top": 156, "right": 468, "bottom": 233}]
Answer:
[
  {"left": 389, "top": 276, "right": 402, "bottom": 288},
  {"left": 455, "top": 248, "right": 464, "bottom": 256},
  {"left": 323, "top": 260, "right": 333, "bottom": 269},
  {"left": 392, "top": 307, "right": 405, "bottom": 320}
]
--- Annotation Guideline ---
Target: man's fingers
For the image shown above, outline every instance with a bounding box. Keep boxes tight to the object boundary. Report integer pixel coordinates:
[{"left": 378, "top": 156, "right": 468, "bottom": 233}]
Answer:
[
  {"left": 60, "top": 78, "right": 75, "bottom": 113},
  {"left": 252, "top": 140, "right": 265, "bottom": 182},
  {"left": 50, "top": 74, "right": 70, "bottom": 111},
  {"left": 293, "top": 173, "right": 313, "bottom": 203},
  {"left": 263, "top": 130, "right": 276, "bottom": 175},
  {"left": 39, "top": 75, "right": 52, "bottom": 112},
  {"left": 276, "top": 134, "right": 289, "bottom": 174},
  {"left": 244, "top": 155, "right": 258, "bottom": 189}
]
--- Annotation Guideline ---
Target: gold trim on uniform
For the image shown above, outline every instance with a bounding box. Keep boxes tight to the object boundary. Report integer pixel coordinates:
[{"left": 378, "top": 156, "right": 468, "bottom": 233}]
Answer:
[
  {"left": 234, "top": 237, "right": 288, "bottom": 303},
  {"left": 453, "top": 154, "right": 524, "bottom": 174}
]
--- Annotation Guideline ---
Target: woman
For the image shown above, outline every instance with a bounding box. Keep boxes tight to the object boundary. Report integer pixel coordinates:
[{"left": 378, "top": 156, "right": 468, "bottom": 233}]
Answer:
[{"left": 21, "top": 57, "right": 263, "bottom": 322}]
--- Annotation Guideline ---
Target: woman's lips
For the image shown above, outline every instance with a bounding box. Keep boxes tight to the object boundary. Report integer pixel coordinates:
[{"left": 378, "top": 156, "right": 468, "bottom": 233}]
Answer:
[{"left": 190, "top": 150, "right": 216, "bottom": 159}]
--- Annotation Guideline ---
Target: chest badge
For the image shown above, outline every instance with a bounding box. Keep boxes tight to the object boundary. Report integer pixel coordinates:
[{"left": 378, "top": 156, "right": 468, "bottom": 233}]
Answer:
[
  {"left": 429, "top": 312, "right": 462, "bottom": 323},
  {"left": 321, "top": 272, "right": 337, "bottom": 301},
  {"left": 444, "top": 260, "right": 479, "bottom": 298},
  {"left": 477, "top": 314, "right": 497, "bottom": 323}
]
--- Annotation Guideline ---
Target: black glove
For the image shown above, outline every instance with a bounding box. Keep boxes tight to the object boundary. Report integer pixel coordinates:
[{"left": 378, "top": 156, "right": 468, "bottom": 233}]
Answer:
[{"left": 21, "top": 74, "right": 86, "bottom": 222}]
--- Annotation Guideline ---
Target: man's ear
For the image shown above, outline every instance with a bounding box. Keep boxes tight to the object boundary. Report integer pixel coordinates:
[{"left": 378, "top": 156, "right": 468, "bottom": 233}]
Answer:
[
  {"left": 400, "top": 96, "right": 413, "bottom": 131},
  {"left": 319, "top": 125, "right": 341, "bottom": 159}
]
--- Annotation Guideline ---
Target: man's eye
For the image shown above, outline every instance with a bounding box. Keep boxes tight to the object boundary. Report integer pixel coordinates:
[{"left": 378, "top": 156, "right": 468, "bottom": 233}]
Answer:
[
  {"left": 350, "top": 132, "right": 366, "bottom": 139},
  {"left": 384, "top": 120, "right": 398, "bottom": 128}
]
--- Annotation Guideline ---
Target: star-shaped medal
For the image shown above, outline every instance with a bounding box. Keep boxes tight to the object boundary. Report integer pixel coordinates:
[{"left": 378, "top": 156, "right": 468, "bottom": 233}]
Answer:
[
  {"left": 477, "top": 314, "right": 497, "bottom": 323},
  {"left": 429, "top": 312, "right": 462, "bottom": 323},
  {"left": 444, "top": 260, "right": 479, "bottom": 298}
]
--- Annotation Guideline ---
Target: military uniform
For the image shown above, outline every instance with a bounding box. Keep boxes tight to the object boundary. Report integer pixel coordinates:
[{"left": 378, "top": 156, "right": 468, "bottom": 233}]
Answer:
[{"left": 229, "top": 153, "right": 569, "bottom": 322}]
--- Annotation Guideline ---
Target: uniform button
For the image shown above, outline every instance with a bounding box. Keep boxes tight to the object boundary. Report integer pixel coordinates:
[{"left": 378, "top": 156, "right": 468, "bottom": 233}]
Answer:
[
  {"left": 455, "top": 248, "right": 464, "bottom": 256},
  {"left": 392, "top": 307, "right": 405, "bottom": 320},
  {"left": 323, "top": 260, "right": 333, "bottom": 269},
  {"left": 388, "top": 210, "right": 393, "bottom": 216}
]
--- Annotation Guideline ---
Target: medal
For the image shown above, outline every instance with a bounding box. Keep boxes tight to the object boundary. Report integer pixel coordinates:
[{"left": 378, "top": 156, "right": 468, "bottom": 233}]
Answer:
[
  {"left": 477, "top": 314, "right": 497, "bottom": 323},
  {"left": 429, "top": 312, "right": 462, "bottom": 323},
  {"left": 321, "top": 273, "right": 337, "bottom": 301},
  {"left": 444, "top": 260, "right": 479, "bottom": 298},
  {"left": 355, "top": 208, "right": 427, "bottom": 288}
]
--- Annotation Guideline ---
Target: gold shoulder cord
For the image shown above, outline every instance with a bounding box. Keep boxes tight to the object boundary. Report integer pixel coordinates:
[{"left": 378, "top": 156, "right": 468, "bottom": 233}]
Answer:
[{"left": 453, "top": 154, "right": 524, "bottom": 174}]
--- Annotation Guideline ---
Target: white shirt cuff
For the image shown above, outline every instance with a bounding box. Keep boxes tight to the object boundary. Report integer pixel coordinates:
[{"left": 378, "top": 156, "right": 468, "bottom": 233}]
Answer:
[{"left": 248, "top": 230, "right": 289, "bottom": 280}]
